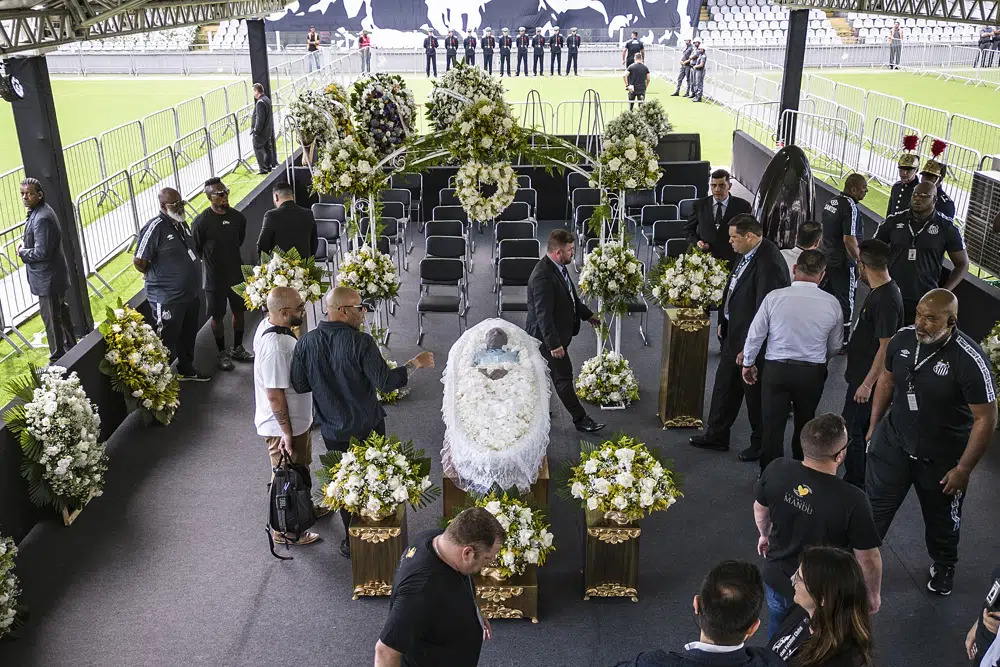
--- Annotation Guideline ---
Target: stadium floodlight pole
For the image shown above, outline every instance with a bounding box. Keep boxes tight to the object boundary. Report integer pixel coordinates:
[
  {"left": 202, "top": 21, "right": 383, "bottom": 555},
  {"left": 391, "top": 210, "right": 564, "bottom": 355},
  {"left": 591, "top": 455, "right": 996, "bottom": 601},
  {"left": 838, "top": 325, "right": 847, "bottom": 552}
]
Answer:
[{"left": 778, "top": 8, "right": 809, "bottom": 147}]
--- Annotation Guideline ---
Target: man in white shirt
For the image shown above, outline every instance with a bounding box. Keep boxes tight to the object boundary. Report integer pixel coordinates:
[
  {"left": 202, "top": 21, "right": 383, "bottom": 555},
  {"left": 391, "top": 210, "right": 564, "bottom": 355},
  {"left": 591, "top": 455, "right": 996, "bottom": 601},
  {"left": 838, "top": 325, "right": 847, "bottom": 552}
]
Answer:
[
  {"left": 254, "top": 286, "right": 322, "bottom": 546},
  {"left": 742, "top": 250, "right": 843, "bottom": 472},
  {"left": 780, "top": 221, "right": 821, "bottom": 282}
]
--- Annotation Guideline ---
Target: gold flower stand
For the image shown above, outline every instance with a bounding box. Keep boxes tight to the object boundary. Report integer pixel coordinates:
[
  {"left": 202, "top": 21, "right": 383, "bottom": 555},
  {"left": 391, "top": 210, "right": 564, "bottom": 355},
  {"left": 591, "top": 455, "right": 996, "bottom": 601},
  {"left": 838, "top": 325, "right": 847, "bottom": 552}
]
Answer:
[
  {"left": 442, "top": 457, "right": 549, "bottom": 518},
  {"left": 474, "top": 565, "right": 539, "bottom": 623},
  {"left": 658, "top": 307, "right": 711, "bottom": 429},
  {"left": 349, "top": 504, "right": 408, "bottom": 600},
  {"left": 584, "top": 509, "right": 640, "bottom": 602}
]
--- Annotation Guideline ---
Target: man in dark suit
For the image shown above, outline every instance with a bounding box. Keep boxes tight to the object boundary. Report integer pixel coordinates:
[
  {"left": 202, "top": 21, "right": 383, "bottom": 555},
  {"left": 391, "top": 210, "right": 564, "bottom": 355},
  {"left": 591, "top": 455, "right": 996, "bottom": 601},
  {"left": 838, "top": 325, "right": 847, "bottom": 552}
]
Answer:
[
  {"left": 251, "top": 83, "right": 276, "bottom": 175},
  {"left": 257, "top": 183, "right": 319, "bottom": 260},
  {"left": 17, "top": 178, "right": 76, "bottom": 363},
  {"left": 684, "top": 168, "right": 753, "bottom": 266},
  {"left": 690, "top": 215, "right": 790, "bottom": 461},
  {"left": 526, "top": 229, "right": 604, "bottom": 433}
]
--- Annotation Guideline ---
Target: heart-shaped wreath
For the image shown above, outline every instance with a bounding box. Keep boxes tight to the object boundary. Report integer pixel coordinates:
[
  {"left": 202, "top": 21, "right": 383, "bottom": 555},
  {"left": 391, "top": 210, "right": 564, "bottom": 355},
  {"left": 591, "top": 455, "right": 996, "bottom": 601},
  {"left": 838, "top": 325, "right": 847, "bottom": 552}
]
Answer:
[{"left": 455, "top": 161, "right": 518, "bottom": 221}]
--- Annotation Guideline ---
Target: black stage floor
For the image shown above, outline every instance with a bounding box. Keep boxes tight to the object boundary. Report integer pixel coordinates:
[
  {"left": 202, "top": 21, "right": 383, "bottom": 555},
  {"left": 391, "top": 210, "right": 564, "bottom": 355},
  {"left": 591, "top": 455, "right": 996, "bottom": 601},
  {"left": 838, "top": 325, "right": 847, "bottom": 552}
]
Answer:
[{"left": 0, "top": 219, "right": 993, "bottom": 667}]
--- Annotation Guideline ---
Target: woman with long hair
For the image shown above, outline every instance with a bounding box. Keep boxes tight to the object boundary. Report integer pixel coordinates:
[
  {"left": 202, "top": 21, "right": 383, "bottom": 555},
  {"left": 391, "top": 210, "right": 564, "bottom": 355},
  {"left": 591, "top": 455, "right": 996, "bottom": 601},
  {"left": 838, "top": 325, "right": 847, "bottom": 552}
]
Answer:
[{"left": 769, "top": 546, "right": 874, "bottom": 666}]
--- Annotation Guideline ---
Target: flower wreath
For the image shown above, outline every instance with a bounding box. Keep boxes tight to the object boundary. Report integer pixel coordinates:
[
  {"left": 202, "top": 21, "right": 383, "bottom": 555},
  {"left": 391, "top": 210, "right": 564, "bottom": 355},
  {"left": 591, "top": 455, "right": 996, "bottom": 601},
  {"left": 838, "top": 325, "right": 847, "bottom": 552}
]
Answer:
[
  {"left": 575, "top": 351, "right": 640, "bottom": 406},
  {"left": 448, "top": 98, "right": 524, "bottom": 163},
  {"left": 455, "top": 161, "right": 517, "bottom": 222},
  {"left": 322, "top": 81, "right": 353, "bottom": 139},
  {"left": 427, "top": 62, "right": 505, "bottom": 133},
  {"left": 350, "top": 73, "right": 417, "bottom": 157},
  {"left": 591, "top": 135, "right": 661, "bottom": 192},
  {"left": 288, "top": 88, "right": 338, "bottom": 146},
  {"left": 312, "top": 134, "right": 389, "bottom": 200}
]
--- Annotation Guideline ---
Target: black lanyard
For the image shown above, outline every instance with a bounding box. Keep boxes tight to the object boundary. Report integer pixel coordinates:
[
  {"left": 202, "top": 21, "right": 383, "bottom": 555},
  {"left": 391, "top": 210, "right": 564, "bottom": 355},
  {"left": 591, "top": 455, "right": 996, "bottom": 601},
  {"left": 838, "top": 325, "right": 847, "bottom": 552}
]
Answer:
[
  {"left": 907, "top": 330, "right": 955, "bottom": 389},
  {"left": 907, "top": 216, "right": 935, "bottom": 249}
]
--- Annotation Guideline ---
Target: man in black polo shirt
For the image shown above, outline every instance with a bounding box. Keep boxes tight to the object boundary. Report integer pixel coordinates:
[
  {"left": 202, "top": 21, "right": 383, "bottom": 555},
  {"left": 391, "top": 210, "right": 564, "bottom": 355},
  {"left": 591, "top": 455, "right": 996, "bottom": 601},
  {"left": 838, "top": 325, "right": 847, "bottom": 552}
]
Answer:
[
  {"left": 375, "top": 507, "right": 505, "bottom": 667},
  {"left": 622, "top": 30, "right": 643, "bottom": 68},
  {"left": 841, "top": 240, "right": 903, "bottom": 488},
  {"left": 820, "top": 173, "right": 867, "bottom": 343},
  {"left": 754, "top": 413, "right": 883, "bottom": 638},
  {"left": 874, "top": 181, "right": 969, "bottom": 324},
  {"left": 192, "top": 177, "right": 254, "bottom": 372},
  {"left": 866, "top": 289, "right": 998, "bottom": 596},
  {"left": 624, "top": 52, "right": 650, "bottom": 110}
]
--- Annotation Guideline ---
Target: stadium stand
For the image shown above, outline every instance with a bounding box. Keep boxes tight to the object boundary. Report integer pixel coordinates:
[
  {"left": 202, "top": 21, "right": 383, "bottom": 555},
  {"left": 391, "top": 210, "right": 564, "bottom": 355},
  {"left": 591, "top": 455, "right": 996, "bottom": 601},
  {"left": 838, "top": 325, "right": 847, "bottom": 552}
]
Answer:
[
  {"left": 208, "top": 20, "right": 250, "bottom": 51},
  {"left": 57, "top": 27, "right": 198, "bottom": 52}
]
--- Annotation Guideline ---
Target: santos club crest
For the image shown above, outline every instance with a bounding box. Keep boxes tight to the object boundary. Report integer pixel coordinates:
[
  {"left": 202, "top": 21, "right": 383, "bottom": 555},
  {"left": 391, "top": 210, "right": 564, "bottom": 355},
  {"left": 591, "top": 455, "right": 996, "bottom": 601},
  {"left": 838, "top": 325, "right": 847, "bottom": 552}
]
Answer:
[{"left": 933, "top": 360, "right": 950, "bottom": 376}]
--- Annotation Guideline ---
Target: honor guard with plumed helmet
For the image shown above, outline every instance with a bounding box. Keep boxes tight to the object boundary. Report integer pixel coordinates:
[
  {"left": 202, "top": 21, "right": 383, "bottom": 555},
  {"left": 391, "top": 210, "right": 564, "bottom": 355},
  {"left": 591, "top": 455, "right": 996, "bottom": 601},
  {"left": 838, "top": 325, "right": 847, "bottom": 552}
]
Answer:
[
  {"left": 919, "top": 140, "right": 956, "bottom": 222},
  {"left": 887, "top": 134, "right": 920, "bottom": 217}
]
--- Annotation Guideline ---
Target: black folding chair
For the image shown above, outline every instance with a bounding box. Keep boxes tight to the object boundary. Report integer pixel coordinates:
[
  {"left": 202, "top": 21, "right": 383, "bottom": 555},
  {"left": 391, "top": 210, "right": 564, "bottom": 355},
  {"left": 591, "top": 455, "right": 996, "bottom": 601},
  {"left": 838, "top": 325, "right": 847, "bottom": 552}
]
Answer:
[
  {"left": 312, "top": 203, "right": 345, "bottom": 269},
  {"left": 438, "top": 188, "right": 461, "bottom": 207},
  {"left": 678, "top": 198, "right": 698, "bottom": 219},
  {"left": 497, "top": 202, "right": 531, "bottom": 222},
  {"left": 625, "top": 189, "right": 656, "bottom": 219},
  {"left": 660, "top": 184, "right": 698, "bottom": 206},
  {"left": 433, "top": 205, "right": 473, "bottom": 260},
  {"left": 417, "top": 258, "right": 467, "bottom": 345},
  {"left": 514, "top": 188, "right": 538, "bottom": 219},
  {"left": 565, "top": 171, "right": 593, "bottom": 220},
  {"left": 494, "top": 235, "right": 539, "bottom": 291},
  {"left": 425, "top": 220, "right": 463, "bottom": 238},
  {"left": 425, "top": 235, "right": 469, "bottom": 302},
  {"left": 636, "top": 204, "right": 679, "bottom": 249},
  {"left": 390, "top": 173, "right": 422, "bottom": 234},
  {"left": 665, "top": 238, "right": 689, "bottom": 258},
  {"left": 516, "top": 174, "right": 532, "bottom": 189},
  {"left": 381, "top": 189, "right": 413, "bottom": 254},
  {"left": 497, "top": 257, "right": 538, "bottom": 318},
  {"left": 647, "top": 220, "right": 686, "bottom": 268}
]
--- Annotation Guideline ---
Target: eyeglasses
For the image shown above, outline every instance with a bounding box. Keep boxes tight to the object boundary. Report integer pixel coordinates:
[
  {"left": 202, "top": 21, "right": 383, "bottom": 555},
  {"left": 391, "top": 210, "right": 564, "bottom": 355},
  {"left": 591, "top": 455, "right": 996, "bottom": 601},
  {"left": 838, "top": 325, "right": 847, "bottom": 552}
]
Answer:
[
  {"left": 911, "top": 193, "right": 933, "bottom": 200},
  {"left": 830, "top": 443, "right": 849, "bottom": 459},
  {"left": 166, "top": 199, "right": 187, "bottom": 210},
  {"left": 791, "top": 570, "right": 803, "bottom": 586},
  {"left": 207, "top": 189, "right": 230, "bottom": 198}
]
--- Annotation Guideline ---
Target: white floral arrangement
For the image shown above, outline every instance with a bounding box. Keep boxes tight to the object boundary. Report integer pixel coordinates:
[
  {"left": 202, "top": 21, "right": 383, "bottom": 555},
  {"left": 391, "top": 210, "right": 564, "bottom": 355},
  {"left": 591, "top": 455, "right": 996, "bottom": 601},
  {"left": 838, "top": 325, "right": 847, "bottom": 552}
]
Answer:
[
  {"left": 350, "top": 73, "right": 417, "bottom": 157},
  {"left": 604, "top": 109, "right": 656, "bottom": 149},
  {"left": 637, "top": 99, "right": 673, "bottom": 140},
  {"left": 336, "top": 244, "right": 401, "bottom": 303},
  {"left": 646, "top": 247, "right": 728, "bottom": 311},
  {"left": 378, "top": 358, "right": 409, "bottom": 405},
  {"left": 288, "top": 88, "right": 339, "bottom": 146},
  {"left": 590, "top": 135, "right": 661, "bottom": 192},
  {"left": 0, "top": 535, "right": 24, "bottom": 639},
  {"left": 427, "top": 62, "right": 505, "bottom": 132},
  {"left": 316, "top": 432, "right": 439, "bottom": 520},
  {"left": 567, "top": 434, "right": 683, "bottom": 522},
  {"left": 235, "top": 247, "right": 326, "bottom": 311},
  {"left": 578, "top": 240, "right": 645, "bottom": 314},
  {"left": 449, "top": 98, "right": 524, "bottom": 163},
  {"left": 476, "top": 491, "right": 554, "bottom": 578},
  {"left": 98, "top": 301, "right": 180, "bottom": 425},
  {"left": 312, "top": 134, "right": 388, "bottom": 200},
  {"left": 983, "top": 321, "right": 1000, "bottom": 378},
  {"left": 575, "top": 351, "right": 640, "bottom": 406},
  {"left": 3, "top": 367, "right": 107, "bottom": 514},
  {"left": 456, "top": 161, "right": 517, "bottom": 221}
]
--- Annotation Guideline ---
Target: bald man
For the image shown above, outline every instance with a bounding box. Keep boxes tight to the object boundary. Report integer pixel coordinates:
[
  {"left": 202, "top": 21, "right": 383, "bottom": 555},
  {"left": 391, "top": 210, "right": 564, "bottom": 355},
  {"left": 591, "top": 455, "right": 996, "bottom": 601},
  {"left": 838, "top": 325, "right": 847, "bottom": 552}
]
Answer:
[
  {"left": 820, "top": 174, "right": 868, "bottom": 342},
  {"left": 865, "top": 289, "right": 997, "bottom": 596},
  {"left": 875, "top": 181, "right": 969, "bottom": 324},
  {"left": 134, "top": 187, "right": 208, "bottom": 381},
  {"left": 290, "top": 287, "right": 434, "bottom": 558},
  {"left": 254, "top": 287, "right": 321, "bottom": 546}
]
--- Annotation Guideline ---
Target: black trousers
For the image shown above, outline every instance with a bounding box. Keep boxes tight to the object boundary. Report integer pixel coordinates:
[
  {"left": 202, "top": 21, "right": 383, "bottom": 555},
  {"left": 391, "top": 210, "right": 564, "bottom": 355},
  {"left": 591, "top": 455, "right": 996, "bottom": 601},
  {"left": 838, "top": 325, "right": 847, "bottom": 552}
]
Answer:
[
  {"left": 628, "top": 91, "right": 646, "bottom": 110},
  {"left": 323, "top": 418, "right": 386, "bottom": 533},
  {"left": 483, "top": 52, "right": 493, "bottom": 74},
  {"left": 500, "top": 52, "right": 511, "bottom": 75},
  {"left": 760, "top": 361, "right": 828, "bottom": 471},
  {"left": 446, "top": 52, "right": 457, "bottom": 70},
  {"left": 252, "top": 136, "right": 276, "bottom": 171},
  {"left": 866, "top": 432, "right": 965, "bottom": 566},
  {"left": 841, "top": 383, "right": 871, "bottom": 488},
  {"left": 425, "top": 53, "right": 437, "bottom": 76},
  {"left": 152, "top": 297, "right": 201, "bottom": 375},
  {"left": 550, "top": 51, "right": 561, "bottom": 74},
  {"left": 465, "top": 52, "right": 475, "bottom": 66},
  {"left": 540, "top": 344, "right": 587, "bottom": 422},
  {"left": 566, "top": 52, "right": 579, "bottom": 74},
  {"left": 533, "top": 52, "right": 544, "bottom": 75},
  {"left": 822, "top": 262, "right": 856, "bottom": 335},
  {"left": 516, "top": 52, "right": 528, "bottom": 74},
  {"left": 705, "top": 347, "right": 763, "bottom": 451},
  {"left": 38, "top": 292, "right": 76, "bottom": 362}
]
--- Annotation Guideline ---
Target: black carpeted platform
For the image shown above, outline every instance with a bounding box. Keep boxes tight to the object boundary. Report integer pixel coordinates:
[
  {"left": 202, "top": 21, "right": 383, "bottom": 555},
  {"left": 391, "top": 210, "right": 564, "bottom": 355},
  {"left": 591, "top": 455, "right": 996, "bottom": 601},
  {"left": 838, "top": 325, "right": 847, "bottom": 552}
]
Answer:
[{"left": 0, "top": 219, "right": 995, "bottom": 667}]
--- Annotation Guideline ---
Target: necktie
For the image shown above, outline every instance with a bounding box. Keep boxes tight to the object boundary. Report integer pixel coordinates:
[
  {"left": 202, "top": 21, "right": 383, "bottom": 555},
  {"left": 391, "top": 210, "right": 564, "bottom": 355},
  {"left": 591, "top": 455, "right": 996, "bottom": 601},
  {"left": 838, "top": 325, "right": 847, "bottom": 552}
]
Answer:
[
  {"left": 560, "top": 265, "right": 576, "bottom": 302},
  {"left": 715, "top": 201, "right": 724, "bottom": 226}
]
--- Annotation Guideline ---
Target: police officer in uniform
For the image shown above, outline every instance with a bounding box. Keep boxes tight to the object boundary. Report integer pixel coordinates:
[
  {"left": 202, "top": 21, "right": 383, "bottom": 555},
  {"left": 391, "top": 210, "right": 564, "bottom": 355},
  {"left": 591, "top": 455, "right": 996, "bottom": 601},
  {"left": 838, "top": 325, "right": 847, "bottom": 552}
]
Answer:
[
  {"left": 481, "top": 27, "right": 495, "bottom": 74},
  {"left": 874, "top": 181, "right": 970, "bottom": 324},
  {"left": 865, "top": 289, "right": 997, "bottom": 596},
  {"left": 445, "top": 30, "right": 459, "bottom": 71},
  {"left": 516, "top": 27, "right": 529, "bottom": 76},
  {"left": 978, "top": 25, "right": 994, "bottom": 67},
  {"left": 533, "top": 27, "right": 546, "bottom": 75},
  {"left": 692, "top": 45, "right": 707, "bottom": 102},
  {"left": 820, "top": 173, "right": 868, "bottom": 342},
  {"left": 673, "top": 38, "right": 694, "bottom": 96},
  {"left": 499, "top": 27, "right": 513, "bottom": 76},
  {"left": 622, "top": 30, "right": 643, "bottom": 68},
  {"left": 423, "top": 29, "right": 438, "bottom": 78},
  {"left": 920, "top": 154, "right": 957, "bottom": 221},
  {"left": 566, "top": 27, "right": 582, "bottom": 75},
  {"left": 886, "top": 149, "right": 919, "bottom": 217},
  {"left": 993, "top": 25, "right": 1000, "bottom": 66},
  {"left": 464, "top": 30, "right": 478, "bottom": 66},
  {"left": 549, "top": 26, "right": 564, "bottom": 75}
]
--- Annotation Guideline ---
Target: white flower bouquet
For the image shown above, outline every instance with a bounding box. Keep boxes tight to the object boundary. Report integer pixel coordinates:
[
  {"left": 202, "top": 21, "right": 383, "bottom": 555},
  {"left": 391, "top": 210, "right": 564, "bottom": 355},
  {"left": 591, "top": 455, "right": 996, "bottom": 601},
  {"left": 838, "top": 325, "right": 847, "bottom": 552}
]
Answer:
[
  {"left": 983, "top": 321, "right": 1000, "bottom": 378},
  {"left": 427, "top": 62, "right": 505, "bottom": 132},
  {"left": 646, "top": 247, "right": 728, "bottom": 311},
  {"left": 475, "top": 491, "right": 554, "bottom": 578},
  {"left": 98, "top": 301, "right": 180, "bottom": 425},
  {"left": 636, "top": 99, "right": 673, "bottom": 140},
  {"left": 235, "top": 247, "right": 326, "bottom": 311},
  {"left": 578, "top": 240, "right": 645, "bottom": 315},
  {"left": 0, "top": 535, "right": 24, "bottom": 639},
  {"left": 322, "top": 81, "right": 353, "bottom": 138},
  {"left": 456, "top": 161, "right": 517, "bottom": 221},
  {"left": 288, "top": 88, "right": 339, "bottom": 146},
  {"left": 317, "top": 432, "right": 440, "bottom": 520},
  {"left": 590, "top": 135, "right": 660, "bottom": 192},
  {"left": 604, "top": 109, "right": 656, "bottom": 149},
  {"left": 336, "top": 244, "right": 401, "bottom": 303},
  {"left": 378, "top": 358, "right": 409, "bottom": 405},
  {"left": 312, "top": 133, "right": 389, "bottom": 200},
  {"left": 448, "top": 98, "right": 524, "bottom": 163},
  {"left": 3, "top": 367, "right": 108, "bottom": 514},
  {"left": 575, "top": 351, "right": 640, "bottom": 406},
  {"left": 350, "top": 73, "right": 417, "bottom": 157},
  {"left": 567, "top": 434, "right": 683, "bottom": 522}
]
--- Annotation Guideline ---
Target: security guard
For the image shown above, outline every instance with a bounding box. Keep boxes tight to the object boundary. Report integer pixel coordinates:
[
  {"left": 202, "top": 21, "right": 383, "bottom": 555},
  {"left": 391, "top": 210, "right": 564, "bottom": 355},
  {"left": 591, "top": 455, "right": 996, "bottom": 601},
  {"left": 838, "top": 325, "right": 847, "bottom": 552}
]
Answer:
[
  {"left": 686, "top": 39, "right": 702, "bottom": 97},
  {"left": 499, "top": 27, "right": 513, "bottom": 76},
  {"left": 874, "top": 181, "right": 970, "bottom": 324},
  {"left": 516, "top": 27, "right": 529, "bottom": 76},
  {"left": 444, "top": 30, "right": 459, "bottom": 71},
  {"left": 993, "top": 25, "right": 1000, "bottom": 65},
  {"left": 673, "top": 38, "right": 694, "bottom": 96},
  {"left": 919, "top": 153, "right": 957, "bottom": 221},
  {"left": 464, "top": 30, "right": 478, "bottom": 66},
  {"left": 886, "top": 144, "right": 919, "bottom": 217},
  {"left": 566, "top": 27, "right": 581, "bottom": 75},
  {"left": 482, "top": 27, "right": 495, "bottom": 74},
  {"left": 549, "top": 26, "right": 564, "bottom": 75},
  {"left": 423, "top": 29, "right": 438, "bottom": 78},
  {"left": 978, "top": 25, "right": 994, "bottom": 67},
  {"left": 622, "top": 30, "right": 643, "bottom": 68},
  {"left": 820, "top": 173, "right": 867, "bottom": 342},
  {"left": 533, "top": 27, "right": 546, "bottom": 76},
  {"left": 865, "top": 289, "right": 997, "bottom": 597},
  {"left": 691, "top": 45, "right": 707, "bottom": 102}
]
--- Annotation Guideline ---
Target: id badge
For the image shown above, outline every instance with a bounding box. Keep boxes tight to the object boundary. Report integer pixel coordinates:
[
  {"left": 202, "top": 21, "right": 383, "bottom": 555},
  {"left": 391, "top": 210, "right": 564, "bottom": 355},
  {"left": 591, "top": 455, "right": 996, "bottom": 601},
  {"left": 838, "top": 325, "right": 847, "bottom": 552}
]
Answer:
[
  {"left": 187, "top": 248, "right": 197, "bottom": 261},
  {"left": 907, "top": 248, "right": 917, "bottom": 261},
  {"left": 906, "top": 391, "right": 918, "bottom": 411}
]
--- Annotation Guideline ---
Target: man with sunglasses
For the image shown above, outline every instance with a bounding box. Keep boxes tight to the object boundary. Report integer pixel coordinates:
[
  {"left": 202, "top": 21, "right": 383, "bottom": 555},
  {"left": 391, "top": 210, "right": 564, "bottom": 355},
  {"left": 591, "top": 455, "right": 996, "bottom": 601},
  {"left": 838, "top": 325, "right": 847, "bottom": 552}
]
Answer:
[
  {"left": 753, "top": 413, "right": 883, "bottom": 639},
  {"left": 134, "top": 187, "right": 209, "bottom": 381},
  {"left": 192, "top": 177, "right": 254, "bottom": 372},
  {"left": 290, "top": 286, "right": 434, "bottom": 559}
]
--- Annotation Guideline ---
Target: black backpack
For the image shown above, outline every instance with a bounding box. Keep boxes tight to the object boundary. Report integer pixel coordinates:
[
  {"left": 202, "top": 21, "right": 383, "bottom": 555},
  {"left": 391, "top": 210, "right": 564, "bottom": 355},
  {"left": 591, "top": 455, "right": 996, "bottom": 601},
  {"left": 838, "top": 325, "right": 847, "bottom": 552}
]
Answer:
[{"left": 267, "top": 452, "right": 317, "bottom": 559}]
